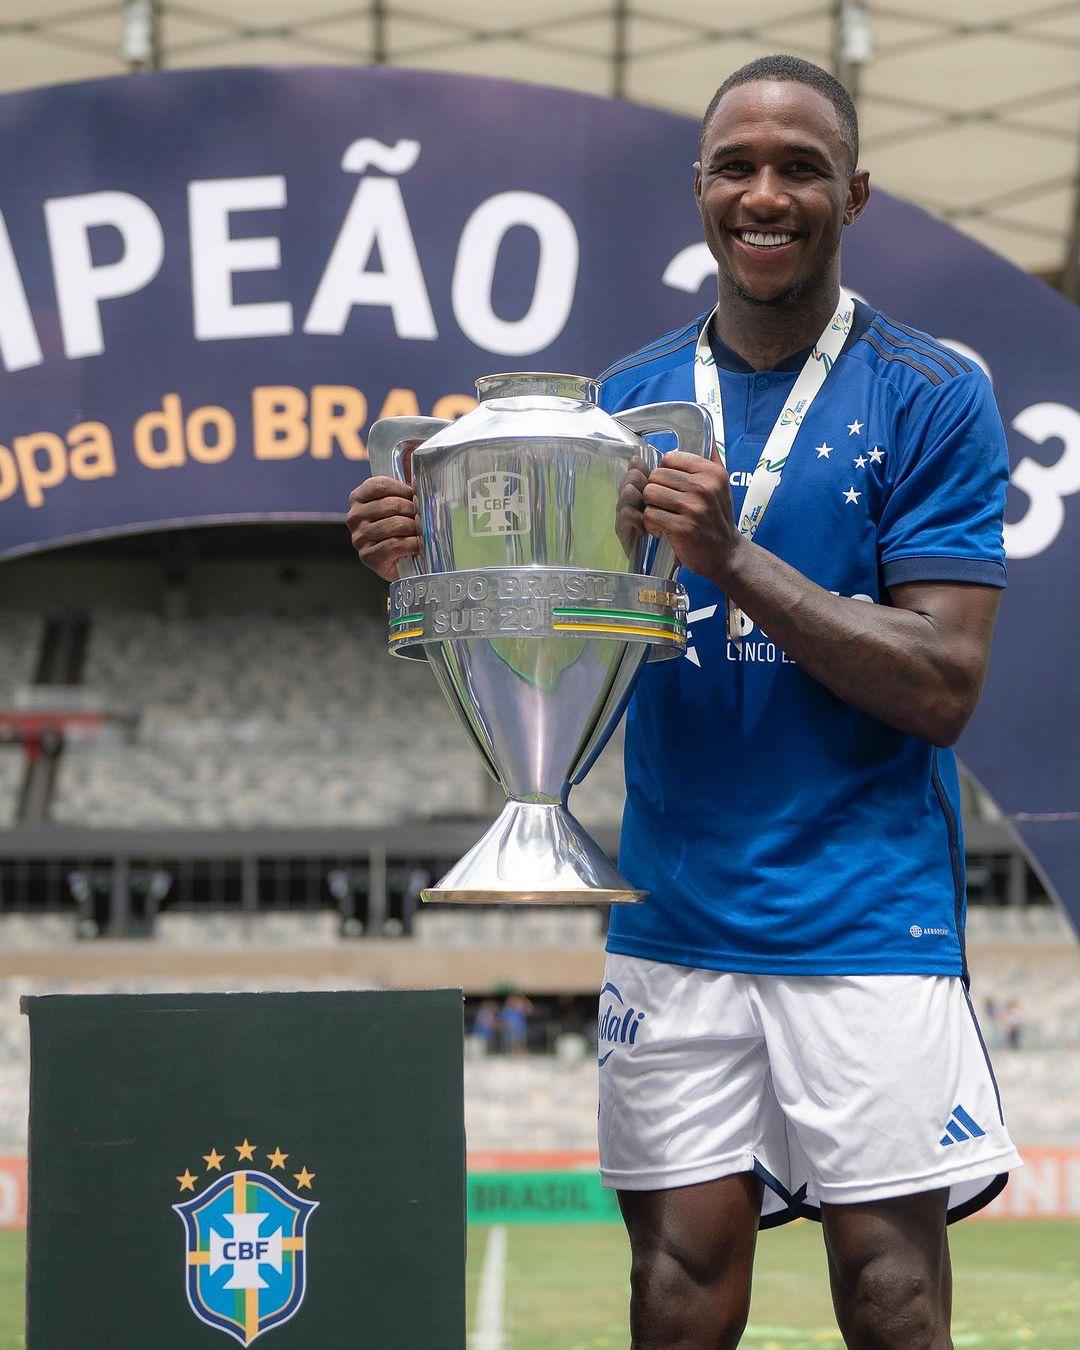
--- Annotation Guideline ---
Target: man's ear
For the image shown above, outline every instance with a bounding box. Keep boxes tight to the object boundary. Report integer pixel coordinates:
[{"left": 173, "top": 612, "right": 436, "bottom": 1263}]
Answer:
[
  {"left": 844, "top": 169, "right": 871, "bottom": 226},
  {"left": 693, "top": 161, "right": 703, "bottom": 206}
]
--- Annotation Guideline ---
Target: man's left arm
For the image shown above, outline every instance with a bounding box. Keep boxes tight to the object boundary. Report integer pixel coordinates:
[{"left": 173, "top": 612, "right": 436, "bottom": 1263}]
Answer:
[
  {"left": 712, "top": 526, "right": 998, "bottom": 749},
  {"left": 616, "top": 355, "right": 1010, "bottom": 747}
]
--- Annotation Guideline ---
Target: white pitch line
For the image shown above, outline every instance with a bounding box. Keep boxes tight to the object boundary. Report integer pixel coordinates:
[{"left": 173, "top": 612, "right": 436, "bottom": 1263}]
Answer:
[{"left": 470, "top": 1224, "right": 508, "bottom": 1350}]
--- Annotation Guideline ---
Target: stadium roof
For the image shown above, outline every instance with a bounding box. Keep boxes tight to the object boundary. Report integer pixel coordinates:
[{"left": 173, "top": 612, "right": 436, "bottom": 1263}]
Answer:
[{"left": 0, "top": 0, "right": 1077, "bottom": 287}]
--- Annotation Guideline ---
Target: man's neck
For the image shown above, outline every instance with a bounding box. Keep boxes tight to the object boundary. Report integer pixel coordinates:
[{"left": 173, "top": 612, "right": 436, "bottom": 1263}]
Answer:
[{"left": 711, "top": 273, "right": 841, "bottom": 371}]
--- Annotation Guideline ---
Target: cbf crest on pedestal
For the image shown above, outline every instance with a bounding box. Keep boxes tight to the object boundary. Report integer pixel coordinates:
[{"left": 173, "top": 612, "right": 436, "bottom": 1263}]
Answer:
[
  {"left": 25, "top": 991, "right": 465, "bottom": 1345},
  {"left": 173, "top": 1142, "right": 318, "bottom": 1346}
]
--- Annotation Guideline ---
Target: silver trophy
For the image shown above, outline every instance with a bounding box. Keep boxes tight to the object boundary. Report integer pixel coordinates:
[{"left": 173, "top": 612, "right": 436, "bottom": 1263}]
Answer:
[{"left": 368, "top": 373, "right": 713, "bottom": 903}]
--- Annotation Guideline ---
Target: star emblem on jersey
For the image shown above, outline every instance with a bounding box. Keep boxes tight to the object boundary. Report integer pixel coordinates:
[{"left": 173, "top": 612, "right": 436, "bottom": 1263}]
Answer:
[
  {"left": 843, "top": 486, "right": 861, "bottom": 504},
  {"left": 173, "top": 1136, "right": 319, "bottom": 1345},
  {"left": 847, "top": 419, "right": 863, "bottom": 435},
  {"left": 868, "top": 446, "right": 885, "bottom": 464},
  {"left": 853, "top": 455, "right": 867, "bottom": 469},
  {"left": 684, "top": 603, "right": 719, "bottom": 667},
  {"left": 815, "top": 442, "right": 833, "bottom": 459}
]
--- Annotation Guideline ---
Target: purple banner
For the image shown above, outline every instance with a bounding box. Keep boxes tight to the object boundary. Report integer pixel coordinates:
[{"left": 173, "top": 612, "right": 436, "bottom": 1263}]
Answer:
[{"left": 0, "top": 67, "right": 1076, "bottom": 929}]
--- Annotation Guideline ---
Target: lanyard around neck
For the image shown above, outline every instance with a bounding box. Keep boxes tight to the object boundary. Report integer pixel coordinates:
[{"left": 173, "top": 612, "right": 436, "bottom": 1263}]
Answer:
[{"left": 693, "top": 287, "right": 855, "bottom": 640}]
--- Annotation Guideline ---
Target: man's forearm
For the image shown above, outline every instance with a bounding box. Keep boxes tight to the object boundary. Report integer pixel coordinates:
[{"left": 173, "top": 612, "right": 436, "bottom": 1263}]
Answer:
[{"left": 715, "top": 538, "right": 978, "bottom": 747}]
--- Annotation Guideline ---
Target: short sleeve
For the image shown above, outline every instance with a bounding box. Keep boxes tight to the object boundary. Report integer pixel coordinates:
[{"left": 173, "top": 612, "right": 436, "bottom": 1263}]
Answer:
[
  {"left": 878, "top": 368, "right": 1009, "bottom": 590},
  {"left": 597, "top": 379, "right": 620, "bottom": 415},
  {"left": 597, "top": 372, "right": 639, "bottom": 418}
]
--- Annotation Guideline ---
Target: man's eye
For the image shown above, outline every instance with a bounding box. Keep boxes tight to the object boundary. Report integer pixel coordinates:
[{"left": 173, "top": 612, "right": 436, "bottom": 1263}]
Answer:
[
  {"left": 716, "top": 161, "right": 751, "bottom": 174},
  {"left": 788, "top": 162, "right": 819, "bottom": 174}
]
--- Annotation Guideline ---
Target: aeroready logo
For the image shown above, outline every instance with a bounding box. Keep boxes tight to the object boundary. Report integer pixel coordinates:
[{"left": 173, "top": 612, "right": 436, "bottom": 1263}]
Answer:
[
  {"left": 598, "top": 981, "right": 646, "bottom": 1066},
  {"left": 909, "top": 923, "right": 949, "bottom": 939}
]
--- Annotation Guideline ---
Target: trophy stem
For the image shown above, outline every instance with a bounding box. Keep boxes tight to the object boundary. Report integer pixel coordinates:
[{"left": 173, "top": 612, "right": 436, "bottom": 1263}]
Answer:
[{"left": 422, "top": 800, "right": 644, "bottom": 906}]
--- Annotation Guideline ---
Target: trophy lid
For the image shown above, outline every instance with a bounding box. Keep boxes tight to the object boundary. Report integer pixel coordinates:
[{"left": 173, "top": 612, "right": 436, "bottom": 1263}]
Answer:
[{"left": 475, "top": 373, "right": 600, "bottom": 404}]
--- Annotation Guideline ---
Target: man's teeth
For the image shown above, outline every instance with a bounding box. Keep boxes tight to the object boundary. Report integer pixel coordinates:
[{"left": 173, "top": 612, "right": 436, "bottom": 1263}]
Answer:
[{"left": 738, "top": 230, "right": 794, "bottom": 247}]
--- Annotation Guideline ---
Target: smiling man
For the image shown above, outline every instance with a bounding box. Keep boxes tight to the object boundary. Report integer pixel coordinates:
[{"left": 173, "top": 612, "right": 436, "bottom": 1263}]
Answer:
[
  {"left": 346, "top": 50, "right": 1022, "bottom": 1350},
  {"left": 592, "top": 54, "right": 1022, "bottom": 1350}
]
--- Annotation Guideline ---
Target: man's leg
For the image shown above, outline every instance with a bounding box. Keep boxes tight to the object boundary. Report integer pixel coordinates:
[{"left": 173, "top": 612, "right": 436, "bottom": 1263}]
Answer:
[
  {"left": 618, "top": 1171, "right": 763, "bottom": 1350},
  {"left": 821, "top": 1189, "right": 952, "bottom": 1350},
  {"left": 755, "top": 975, "right": 1020, "bottom": 1346}
]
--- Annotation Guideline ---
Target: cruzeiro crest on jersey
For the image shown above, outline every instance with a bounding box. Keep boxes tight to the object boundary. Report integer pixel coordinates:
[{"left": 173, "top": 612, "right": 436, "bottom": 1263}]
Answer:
[{"left": 173, "top": 1139, "right": 319, "bottom": 1346}]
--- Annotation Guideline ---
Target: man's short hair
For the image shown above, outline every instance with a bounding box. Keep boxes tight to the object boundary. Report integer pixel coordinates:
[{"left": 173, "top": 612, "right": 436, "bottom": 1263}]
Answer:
[{"left": 698, "top": 54, "right": 859, "bottom": 169}]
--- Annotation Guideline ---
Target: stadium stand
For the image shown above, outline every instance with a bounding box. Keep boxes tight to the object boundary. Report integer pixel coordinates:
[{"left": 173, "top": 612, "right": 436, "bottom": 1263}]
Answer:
[
  {"left": 0, "top": 968, "right": 1074, "bottom": 1154},
  {"left": 47, "top": 607, "right": 625, "bottom": 829},
  {"left": 50, "top": 610, "right": 482, "bottom": 826},
  {"left": 413, "top": 907, "right": 603, "bottom": 947},
  {"left": 0, "top": 750, "right": 23, "bottom": 828},
  {"left": 462, "top": 1052, "right": 1080, "bottom": 1153},
  {"left": 0, "top": 548, "right": 1073, "bottom": 1123},
  {"left": 0, "top": 914, "right": 78, "bottom": 947},
  {"left": 152, "top": 911, "right": 342, "bottom": 947},
  {"left": 0, "top": 614, "right": 40, "bottom": 702},
  {"left": 52, "top": 741, "right": 485, "bottom": 828}
]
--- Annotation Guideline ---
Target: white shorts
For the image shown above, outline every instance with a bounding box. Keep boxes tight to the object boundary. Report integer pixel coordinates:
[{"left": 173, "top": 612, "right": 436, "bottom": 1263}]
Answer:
[{"left": 597, "top": 954, "right": 1022, "bottom": 1225}]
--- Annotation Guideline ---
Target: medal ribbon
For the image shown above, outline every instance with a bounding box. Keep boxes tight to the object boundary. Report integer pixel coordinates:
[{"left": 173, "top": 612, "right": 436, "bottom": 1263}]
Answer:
[{"left": 693, "top": 287, "right": 854, "bottom": 640}]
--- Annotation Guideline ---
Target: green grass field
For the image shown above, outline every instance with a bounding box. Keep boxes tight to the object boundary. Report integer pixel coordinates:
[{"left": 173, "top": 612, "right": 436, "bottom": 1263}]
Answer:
[
  {"left": 0, "top": 1221, "right": 1074, "bottom": 1346},
  {"left": 465, "top": 1220, "right": 1080, "bottom": 1349}
]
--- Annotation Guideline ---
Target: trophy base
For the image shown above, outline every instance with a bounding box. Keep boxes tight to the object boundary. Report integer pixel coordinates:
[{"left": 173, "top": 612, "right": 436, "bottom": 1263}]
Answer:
[{"left": 421, "top": 800, "right": 645, "bottom": 906}]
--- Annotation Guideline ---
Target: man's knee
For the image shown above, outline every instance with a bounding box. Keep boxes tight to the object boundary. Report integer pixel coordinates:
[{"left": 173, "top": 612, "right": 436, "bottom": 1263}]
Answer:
[
  {"left": 833, "top": 1252, "right": 948, "bottom": 1349},
  {"left": 823, "top": 1191, "right": 950, "bottom": 1350},
  {"left": 619, "top": 1175, "right": 762, "bottom": 1350},
  {"left": 629, "top": 1240, "right": 751, "bottom": 1350}
]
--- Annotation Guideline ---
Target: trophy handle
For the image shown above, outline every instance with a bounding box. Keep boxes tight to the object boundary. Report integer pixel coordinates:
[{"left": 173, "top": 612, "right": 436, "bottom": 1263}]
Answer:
[
  {"left": 366, "top": 416, "right": 451, "bottom": 581},
  {"left": 615, "top": 401, "right": 715, "bottom": 585},
  {"left": 367, "top": 414, "right": 504, "bottom": 789}
]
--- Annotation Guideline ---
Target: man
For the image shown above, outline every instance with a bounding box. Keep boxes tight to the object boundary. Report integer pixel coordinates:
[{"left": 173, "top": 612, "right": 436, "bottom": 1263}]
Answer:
[{"left": 348, "top": 53, "right": 1021, "bottom": 1350}]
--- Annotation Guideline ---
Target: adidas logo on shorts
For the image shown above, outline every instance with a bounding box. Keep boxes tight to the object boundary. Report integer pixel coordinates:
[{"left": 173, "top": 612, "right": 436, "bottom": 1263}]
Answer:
[{"left": 939, "top": 1104, "right": 986, "bottom": 1147}]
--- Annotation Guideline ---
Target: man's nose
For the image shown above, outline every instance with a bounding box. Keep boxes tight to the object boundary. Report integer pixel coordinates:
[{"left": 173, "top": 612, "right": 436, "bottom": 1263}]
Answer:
[{"left": 742, "top": 168, "right": 789, "bottom": 215}]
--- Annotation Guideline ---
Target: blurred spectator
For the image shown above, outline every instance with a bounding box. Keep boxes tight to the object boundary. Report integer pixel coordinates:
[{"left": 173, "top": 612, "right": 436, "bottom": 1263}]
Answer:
[
  {"left": 500, "top": 993, "right": 534, "bottom": 1057},
  {"left": 401, "top": 867, "right": 430, "bottom": 935},
  {"left": 983, "top": 996, "right": 1001, "bottom": 1048},
  {"left": 1004, "top": 999, "right": 1023, "bottom": 1050},
  {"left": 470, "top": 1000, "right": 499, "bottom": 1056}
]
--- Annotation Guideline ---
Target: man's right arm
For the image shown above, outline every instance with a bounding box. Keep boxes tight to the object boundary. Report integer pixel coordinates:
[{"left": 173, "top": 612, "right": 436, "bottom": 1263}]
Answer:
[{"left": 346, "top": 476, "right": 421, "bottom": 581}]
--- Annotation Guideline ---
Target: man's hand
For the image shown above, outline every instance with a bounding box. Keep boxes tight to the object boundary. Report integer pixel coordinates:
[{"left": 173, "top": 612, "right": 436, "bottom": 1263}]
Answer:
[
  {"left": 346, "top": 476, "right": 421, "bottom": 582},
  {"left": 615, "top": 455, "right": 650, "bottom": 559},
  {"left": 641, "top": 448, "right": 741, "bottom": 581}
]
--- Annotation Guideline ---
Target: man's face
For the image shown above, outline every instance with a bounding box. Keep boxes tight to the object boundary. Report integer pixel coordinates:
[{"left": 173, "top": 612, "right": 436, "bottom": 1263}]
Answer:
[{"left": 694, "top": 80, "right": 870, "bottom": 305}]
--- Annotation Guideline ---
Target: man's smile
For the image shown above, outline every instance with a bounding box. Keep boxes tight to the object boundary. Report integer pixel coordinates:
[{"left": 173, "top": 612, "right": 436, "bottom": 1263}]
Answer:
[{"left": 728, "top": 226, "right": 804, "bottom": 253}]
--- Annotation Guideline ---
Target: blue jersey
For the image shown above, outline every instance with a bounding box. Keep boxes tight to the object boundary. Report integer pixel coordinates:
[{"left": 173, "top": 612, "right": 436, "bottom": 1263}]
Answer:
[{"left": 597, "top": 301, "right": 1009, "bottom": 977}]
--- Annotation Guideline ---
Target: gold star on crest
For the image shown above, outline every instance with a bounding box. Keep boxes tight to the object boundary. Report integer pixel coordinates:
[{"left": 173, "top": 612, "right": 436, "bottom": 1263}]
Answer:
[
  {"left": 235, "top": 1139, "right": 257, "bottom": 1162},
  {"left": 202, "top": 1148, "right": 225, "bottom": 1172},
  {"left": 293, "top": 1167, "right": 315, "bottom": 1190},
  {"left": 267, "top": 1147, "right": 288, "bottom": 1170},
  {"left": 177, "top": 1170, "right": 198, "bottom": 1193}
]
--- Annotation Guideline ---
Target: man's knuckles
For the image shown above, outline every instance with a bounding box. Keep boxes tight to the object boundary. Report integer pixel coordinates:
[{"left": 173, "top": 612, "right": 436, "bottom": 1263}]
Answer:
[
  {"left": 363, "top": 496, "right": 417, "bottom": 520},
  {"left": 643, "top": 482, "right": 709, "bottom": 516},
  {"left": 352, "top": 476, "right": 414, "bottom": 502},
  {"left": 365, "top": 516, "right": 419, "bottom": 543}
]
